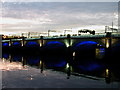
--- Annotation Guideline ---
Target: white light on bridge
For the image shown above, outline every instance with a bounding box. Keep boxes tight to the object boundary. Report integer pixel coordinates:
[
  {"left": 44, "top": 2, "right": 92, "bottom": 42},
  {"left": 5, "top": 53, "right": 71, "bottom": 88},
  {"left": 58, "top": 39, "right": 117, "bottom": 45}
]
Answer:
[
  {"left": 73, "top": 52, "right": 75, "bottom": 57},
  {"left": 66, "top": 63, "right": 69, "bottom": 69},
  {"left": 64, "top": 39, "right": 73, "bottom": 47},
  {"left": 40, "top": 61, "right": 42, "bottom": 66},
  {"left": 105, "top": 68, "right": 109, "bottom": 77},
  {"left": 22, "top": 43, "right": 24, "bottom": 46},
  {"left": 106, "top": 40, "right": 109, "bottom": 48}
]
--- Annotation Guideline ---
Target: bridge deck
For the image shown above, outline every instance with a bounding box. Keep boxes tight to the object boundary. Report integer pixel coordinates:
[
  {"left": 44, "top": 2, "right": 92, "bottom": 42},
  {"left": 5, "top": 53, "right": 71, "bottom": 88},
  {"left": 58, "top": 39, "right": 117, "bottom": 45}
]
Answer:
[{"left": 2, "top": 33, "right": 120, "bottom": 42}]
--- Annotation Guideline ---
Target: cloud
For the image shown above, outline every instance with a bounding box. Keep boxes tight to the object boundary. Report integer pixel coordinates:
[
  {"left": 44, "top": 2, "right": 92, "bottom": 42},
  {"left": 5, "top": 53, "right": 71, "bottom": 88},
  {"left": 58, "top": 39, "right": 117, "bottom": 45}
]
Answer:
[{"left": 1, "top": 2, "right": 118, "bottom": 34}]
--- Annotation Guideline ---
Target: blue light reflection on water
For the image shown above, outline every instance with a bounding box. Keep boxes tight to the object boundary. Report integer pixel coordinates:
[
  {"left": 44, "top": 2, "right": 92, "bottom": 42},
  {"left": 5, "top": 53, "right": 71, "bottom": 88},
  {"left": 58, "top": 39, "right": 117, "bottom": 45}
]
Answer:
[
  {"left": 13, "top": 55, "right": 22, "bottom": 62},
  {"left": 45, "top": 60, "right": 67, "bottom": 68},
  {"left": 27, "top": 57, "right": 40, "bottom": 65},
  {"left": 2, "top": 51, "right": 120, "bottom": 88},
  {"left": 78, "top": 63, "right": 105, "bottom": 72},
  {"left": 3, "top": 53, "right": 9, "bottom": 59}
]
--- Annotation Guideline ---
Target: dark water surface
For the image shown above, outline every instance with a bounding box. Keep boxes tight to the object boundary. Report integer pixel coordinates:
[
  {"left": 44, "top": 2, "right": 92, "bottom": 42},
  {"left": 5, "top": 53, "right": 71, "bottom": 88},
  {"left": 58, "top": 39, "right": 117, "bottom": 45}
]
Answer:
[{"left": 1, "top": 49, "right": 120, "bottom": 88}]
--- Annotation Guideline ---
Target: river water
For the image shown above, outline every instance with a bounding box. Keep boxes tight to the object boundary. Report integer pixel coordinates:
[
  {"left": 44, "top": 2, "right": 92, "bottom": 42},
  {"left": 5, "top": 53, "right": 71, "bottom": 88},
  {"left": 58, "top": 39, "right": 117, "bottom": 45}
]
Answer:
[{"left": 1, "top": 49, "right": 120, "bottom": 89}]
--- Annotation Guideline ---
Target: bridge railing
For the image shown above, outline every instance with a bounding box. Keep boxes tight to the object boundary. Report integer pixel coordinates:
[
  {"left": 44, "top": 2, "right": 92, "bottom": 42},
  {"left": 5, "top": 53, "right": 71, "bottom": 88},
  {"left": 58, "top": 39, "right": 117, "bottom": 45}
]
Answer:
[
  {"left": 2, "top": 33, "right": 120, "bottom": 43},
  {"left": 111, "top": 32, "right": 120, "bottom": 37}
]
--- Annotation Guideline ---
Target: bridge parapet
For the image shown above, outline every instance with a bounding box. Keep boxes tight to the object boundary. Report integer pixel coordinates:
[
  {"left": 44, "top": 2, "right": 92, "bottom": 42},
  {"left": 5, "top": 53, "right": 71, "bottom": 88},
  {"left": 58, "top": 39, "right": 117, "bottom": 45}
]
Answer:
[{"left": 2, "top": 33, "right": 120, "bottom": 49}]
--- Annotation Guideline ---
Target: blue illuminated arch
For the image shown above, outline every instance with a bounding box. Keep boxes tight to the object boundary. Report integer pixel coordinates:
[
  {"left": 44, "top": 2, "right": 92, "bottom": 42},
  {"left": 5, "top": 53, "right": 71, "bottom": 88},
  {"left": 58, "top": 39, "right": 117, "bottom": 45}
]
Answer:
[
  {"left": 12, "top": 42, "right": 21, "bottom": 47},
  {"left": 25, "top": 41, "right": 39, "bottom": 47},
  {"left": 73, "top": 41, "right": 99, "bottom": 51},
  {"left": 2, "top": 43, "right": 9, "bottom": 47},
  {"left": 44, "top": 41, "right": 66, "bottom": 49}
]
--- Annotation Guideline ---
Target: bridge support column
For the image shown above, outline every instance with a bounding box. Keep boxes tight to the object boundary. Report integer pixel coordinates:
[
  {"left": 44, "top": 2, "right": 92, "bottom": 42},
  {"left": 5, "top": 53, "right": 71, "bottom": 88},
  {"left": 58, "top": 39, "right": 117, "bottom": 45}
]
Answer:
[
  {"left": 67, "top": 34, "right": 71, "bottom": 47},
  {"left": 67, "top": 34, "right": 73, "bottom": 60},
  {"left": 105, "top": 32, "right": 112, "bottom": 61},
  {"left": 66, "top": 34, "right": 72, "bottom": 78},
  {"left": 40, "top": 36, "right": 44, "bottom": 47},
  {"left": 105, "top": 32, "right": 112, "bottom": 48},
  {"left": 21, "top": 37, "right": 25, "bottom": 47},
  {"left": 9, "top": 39, "right": 12, "bottom": 46}
]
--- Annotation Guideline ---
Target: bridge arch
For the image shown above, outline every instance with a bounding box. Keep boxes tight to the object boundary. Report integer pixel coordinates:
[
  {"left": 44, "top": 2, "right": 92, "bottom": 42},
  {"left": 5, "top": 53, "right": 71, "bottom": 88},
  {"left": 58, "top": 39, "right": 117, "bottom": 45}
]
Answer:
[
  {"left": 72, "top": 41, "right": 105, "bottom": 60},
  {"left": 44, "top": 41, "right": 66, "bottom": 49},
  {"left": 43, "top": 41, "right": 67, "bottom": 54},
  {"left": 72, "top": 41, "right": 103, "bottom": 51},
  {"left": 2, "top": 42, "right": 9, "bottom": 47},
  {"left": 12, "top": 42, "right": 21, "bottom": 47},
  {"left": 25, "top": 41, "right": 39, "bottom": 47}
]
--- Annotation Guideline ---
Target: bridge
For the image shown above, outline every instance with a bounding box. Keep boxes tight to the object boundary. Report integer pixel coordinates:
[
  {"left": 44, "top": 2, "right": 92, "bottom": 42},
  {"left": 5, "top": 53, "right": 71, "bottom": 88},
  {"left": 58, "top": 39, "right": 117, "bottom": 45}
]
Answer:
[
  {"left": 2, "top": 32, "right": 120, "bottom": 61},
  {"left": 2, "top": 32, "right": 120, "bottom": 48}
]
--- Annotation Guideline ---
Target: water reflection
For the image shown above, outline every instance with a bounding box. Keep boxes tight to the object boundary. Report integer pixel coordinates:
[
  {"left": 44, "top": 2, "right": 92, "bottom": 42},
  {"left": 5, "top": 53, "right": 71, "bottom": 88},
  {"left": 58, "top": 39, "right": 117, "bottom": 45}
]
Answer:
[
  {"left": 1, "top": 51, "right": 120, "bottom": 84},
  {"left": 0, "top": 58, "right": 28, "bottom": 71}
]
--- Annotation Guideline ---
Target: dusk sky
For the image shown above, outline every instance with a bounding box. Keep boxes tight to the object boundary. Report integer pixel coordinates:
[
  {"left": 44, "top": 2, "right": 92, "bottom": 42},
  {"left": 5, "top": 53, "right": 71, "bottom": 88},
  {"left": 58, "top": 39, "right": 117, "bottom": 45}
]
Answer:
[{"left": 0, "top": 1, "right": 119, "bottom": 35}]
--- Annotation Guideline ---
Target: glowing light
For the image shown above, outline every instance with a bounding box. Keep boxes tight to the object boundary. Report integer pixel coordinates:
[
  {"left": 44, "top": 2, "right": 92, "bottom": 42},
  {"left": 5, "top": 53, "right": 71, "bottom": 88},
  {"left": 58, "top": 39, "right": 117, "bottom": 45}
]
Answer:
[
  {"left": 0, "top": 58, "right": 28, "bottom": 71},
  {"left": 40, "top": 61, "right": 42, "bottom": 65},
  {"left": 2, "top": 43, "right": 9, "bottom": 47},
  {"left": 73, "top": 41, "right": 98, "bottom": 51},
  {"left": 40, "top": 43, "right": 42, "bottom": 47},
  {"left": 2, "top": 58, "right": 5, "bottom": 63},
  {"left": 77, "top": 41, "right": 97, "bottom": 46},
  {"left": 13, "top": 42, "right": 21, "bottom": 47},
  {"left": 45, "top": 41, "right": 66, "bottom": 49},
  {"left": 73, "top": 52, "right": 75, "bottom": 56},
  {"left": 30, "top": 75, "right": 33, "bottom": 80},
  {"left": 65, "top": 42, "right": 69, "bottom": 47},
  {"left": 9, "top": 42, "right": 11, "bottom": 46},
  {"left": 3, "top": 35, "right": 7, "bottom": 39},
  {"left": 106, "top": 39, "right": 109, "bottom": 48},
  {"left": 66, "top": 63, "right": 69, "bottom": 68},
  {"left": 96, "top": 48, "right": 105, "bottom": 59},
  {"left": 25, "top": 41, "right": 39, "bottom": 47},
  {"left": 106, "top": 68, "right": 109, "bottom": 77}
]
